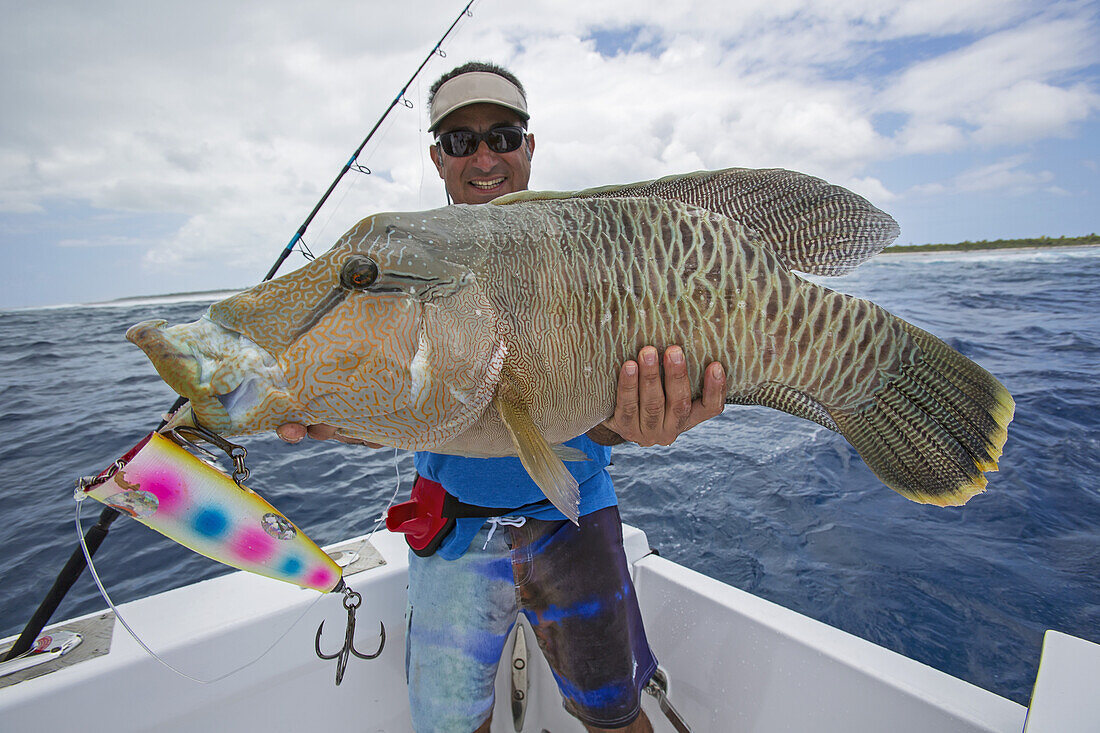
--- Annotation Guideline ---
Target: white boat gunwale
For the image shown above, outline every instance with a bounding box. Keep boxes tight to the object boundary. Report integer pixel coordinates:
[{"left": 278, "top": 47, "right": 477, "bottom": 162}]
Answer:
[{"left": 1, "top": 525, "right": 1096, "bottom": 732}]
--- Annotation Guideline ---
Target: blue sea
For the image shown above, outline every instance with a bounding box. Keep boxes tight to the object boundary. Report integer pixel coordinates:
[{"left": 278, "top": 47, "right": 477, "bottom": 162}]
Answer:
[{"left": 1, "top": 247, "right": 1097, "bottom": 706}]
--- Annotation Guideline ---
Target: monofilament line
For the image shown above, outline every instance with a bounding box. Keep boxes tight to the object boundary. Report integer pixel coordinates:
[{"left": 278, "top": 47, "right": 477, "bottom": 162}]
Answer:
[{"left": 73, "top": 491, "right": 326, "bottom": 684}]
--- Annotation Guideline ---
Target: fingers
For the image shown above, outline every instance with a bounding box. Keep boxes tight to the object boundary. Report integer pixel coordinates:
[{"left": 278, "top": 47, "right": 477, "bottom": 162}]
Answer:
[
  {"left": 636, "top": 346, "right": 665, "bottom": 437},
  {"left": 275, "top": 422, "right": 381, "bottom": 448},
  {"left": 662, "top": 346, "right": 693, "bottom": 434},
  {"left": 679, "top": 361, "right": 726, "bottom": 433},
  {"left": 306, "top": 423, "right": 340, "bottom": 441},
  {"left": 606, "top": 346, "right": 693, "bottom": 447},
  {"left": 699, "top": 362, "right": 727, "bottom": 418},
  {"left": 334, "top": 431, "right": 384, "bottom": 448},
  {"left": 276, "top": 422, "right": 306, "bottom": 444},
  {"left": 605, "top": 346, "right": 728, "bottom": 447},
  {"left": 613, "top": 358, "right": 641, "bottom": 428}
]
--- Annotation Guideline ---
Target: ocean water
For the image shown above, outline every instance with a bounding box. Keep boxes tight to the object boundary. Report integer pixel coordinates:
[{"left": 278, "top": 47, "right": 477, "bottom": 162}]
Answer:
[{"left": 1, "top": 247, "right": 1097, "bottom": 705}]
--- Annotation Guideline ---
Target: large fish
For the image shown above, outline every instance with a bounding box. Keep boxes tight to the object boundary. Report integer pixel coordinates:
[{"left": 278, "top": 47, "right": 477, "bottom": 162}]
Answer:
[{"left": 128, "top": 168, "right": 1014, "bottom": 522}]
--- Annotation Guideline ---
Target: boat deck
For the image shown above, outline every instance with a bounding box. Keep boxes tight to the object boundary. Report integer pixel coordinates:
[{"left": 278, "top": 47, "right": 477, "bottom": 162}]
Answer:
[{"left": 1, "top": 526, "right": 1094, "bottom": 732}]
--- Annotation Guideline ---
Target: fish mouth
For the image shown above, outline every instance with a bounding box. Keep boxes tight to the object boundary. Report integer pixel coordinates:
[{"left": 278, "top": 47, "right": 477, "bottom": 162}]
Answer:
[{"left": 126, "top": 317, "right": 293, "bottom": 434}]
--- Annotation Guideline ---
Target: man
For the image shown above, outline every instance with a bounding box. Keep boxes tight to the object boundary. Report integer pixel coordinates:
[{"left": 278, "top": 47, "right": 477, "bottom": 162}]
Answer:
[{"left": 280, "top": 62, "right": 726, "bottom": 733}]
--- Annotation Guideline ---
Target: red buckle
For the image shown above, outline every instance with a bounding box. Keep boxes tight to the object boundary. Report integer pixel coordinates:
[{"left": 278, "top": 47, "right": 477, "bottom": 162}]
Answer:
[{"left": 385, "top": 477, "right": 455, "bottom": 556}]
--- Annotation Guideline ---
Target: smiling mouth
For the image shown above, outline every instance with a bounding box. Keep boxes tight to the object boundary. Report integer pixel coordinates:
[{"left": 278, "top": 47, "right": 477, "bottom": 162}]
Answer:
[{"left": 470, "top": 177, "right": 506, "bottom": 190}]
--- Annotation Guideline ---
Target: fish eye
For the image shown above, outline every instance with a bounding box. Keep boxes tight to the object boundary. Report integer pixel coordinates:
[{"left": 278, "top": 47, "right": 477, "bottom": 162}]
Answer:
[{"left": 339, "top": 256, "right": 379, "bottom": 290}]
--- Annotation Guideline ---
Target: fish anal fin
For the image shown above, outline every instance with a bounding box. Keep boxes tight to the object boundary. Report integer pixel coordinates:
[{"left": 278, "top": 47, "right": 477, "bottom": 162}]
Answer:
[
  {"left": 493, "top": 371, "right": 581, "bottom": 523},
  {"left": 731, "top": 383, "right": 840, "bottom": 432}
]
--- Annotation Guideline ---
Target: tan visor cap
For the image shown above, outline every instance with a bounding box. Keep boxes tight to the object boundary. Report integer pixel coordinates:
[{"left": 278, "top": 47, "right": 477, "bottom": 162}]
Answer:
[{"left": 429, "top": 71, "right": 529, "bottom": 132}]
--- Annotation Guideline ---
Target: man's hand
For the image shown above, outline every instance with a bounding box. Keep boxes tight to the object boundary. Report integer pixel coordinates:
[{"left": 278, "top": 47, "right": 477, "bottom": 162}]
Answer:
[
  {"left": 590, "top": 345, "right": 726, "bottom": 447},
  {"left": 275, "top": 422, "right": 383, "bottom": 448}
]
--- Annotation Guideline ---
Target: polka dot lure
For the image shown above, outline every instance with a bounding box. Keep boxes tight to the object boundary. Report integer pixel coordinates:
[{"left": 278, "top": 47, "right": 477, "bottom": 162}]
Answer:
[{"left": 81, "top": 430, "right": 343, "bottom": 593}]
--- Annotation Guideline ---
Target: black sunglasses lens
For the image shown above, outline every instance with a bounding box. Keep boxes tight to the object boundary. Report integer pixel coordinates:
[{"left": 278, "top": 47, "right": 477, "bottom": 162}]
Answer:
[
  {"left": 440, "top": 131, "right": 477, "bottom": 157},
  {"left": 486, "top": 128, "right": 523, "bottom": 153},
  {"left": 439, "top": 127, "right": 523, "bottom": 157}
]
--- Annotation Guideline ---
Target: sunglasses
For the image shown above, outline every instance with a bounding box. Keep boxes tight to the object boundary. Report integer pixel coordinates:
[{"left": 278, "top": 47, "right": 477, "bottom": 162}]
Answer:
[{"left": 436, "top": 126, "right": 526, "bottom": 157}]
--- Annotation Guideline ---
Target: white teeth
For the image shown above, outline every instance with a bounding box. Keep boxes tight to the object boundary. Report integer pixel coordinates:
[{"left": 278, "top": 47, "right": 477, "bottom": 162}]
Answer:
[{"left": 471, "top": 178, "right": 505, "bottom": 189}]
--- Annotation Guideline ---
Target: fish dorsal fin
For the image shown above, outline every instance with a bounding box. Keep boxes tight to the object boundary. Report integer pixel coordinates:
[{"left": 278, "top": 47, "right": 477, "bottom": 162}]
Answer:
[
  {"left": 493, "top": 366, "right": 581, "bottom": 524},
  {"left": 492, "top": 168, "right": 900, "bottom": 276}
]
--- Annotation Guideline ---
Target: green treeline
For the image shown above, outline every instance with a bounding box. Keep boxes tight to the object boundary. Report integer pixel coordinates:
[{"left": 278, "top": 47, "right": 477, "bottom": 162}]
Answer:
[{"left": 885, "top": 233, "right": 1100, "bottom": 253}]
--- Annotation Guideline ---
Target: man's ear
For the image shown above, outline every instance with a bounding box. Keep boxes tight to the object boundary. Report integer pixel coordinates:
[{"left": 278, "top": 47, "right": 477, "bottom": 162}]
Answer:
[
  {"left": 429, "top": 143, "right": 445, "bottom": 179},
  {"left": 525, "top": 133, "right": 535, "bottom": 161}
]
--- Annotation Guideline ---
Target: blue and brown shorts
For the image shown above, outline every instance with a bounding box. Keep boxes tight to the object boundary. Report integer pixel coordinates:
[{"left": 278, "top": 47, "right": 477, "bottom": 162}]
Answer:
[{"left": 405, "top": 505, "right": 656, "bottom": 732}]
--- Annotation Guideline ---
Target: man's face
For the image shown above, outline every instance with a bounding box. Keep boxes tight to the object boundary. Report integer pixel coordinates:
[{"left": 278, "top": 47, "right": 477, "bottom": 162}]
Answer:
[{"left": 429, "top": 102, "right": 534, "bottom": 205}]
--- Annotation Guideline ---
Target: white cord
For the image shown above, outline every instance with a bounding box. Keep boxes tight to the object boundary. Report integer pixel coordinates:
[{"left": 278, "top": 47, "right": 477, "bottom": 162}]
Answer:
[
  {"left": 482, "top": 516, "right": 526, "bottom": 549},
  {"left": 72, "top": 447, "right": 406, "bottom": 684},
  {"left": 346, "top": 447, "right": 405, "bottom": 561}
]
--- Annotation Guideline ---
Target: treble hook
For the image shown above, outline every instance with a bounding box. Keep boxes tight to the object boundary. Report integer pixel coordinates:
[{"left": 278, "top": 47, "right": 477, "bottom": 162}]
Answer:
[{"left": 315, "top": 587, "right": 385, "bottom": 686}]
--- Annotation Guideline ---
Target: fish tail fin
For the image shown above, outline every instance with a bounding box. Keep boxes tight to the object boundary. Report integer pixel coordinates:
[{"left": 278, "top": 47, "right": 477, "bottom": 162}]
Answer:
[{"left": 831, "top": 321, "right": 1014, "bottom": 505}]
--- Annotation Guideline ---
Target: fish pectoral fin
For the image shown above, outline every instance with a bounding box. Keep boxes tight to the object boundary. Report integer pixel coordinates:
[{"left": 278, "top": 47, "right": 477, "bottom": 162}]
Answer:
[
  {"left": 552, "top": 444, "right": 590, "bottom": 462},
  {"left": 493, "top": 377, "right": 581, "bottom": 524}
]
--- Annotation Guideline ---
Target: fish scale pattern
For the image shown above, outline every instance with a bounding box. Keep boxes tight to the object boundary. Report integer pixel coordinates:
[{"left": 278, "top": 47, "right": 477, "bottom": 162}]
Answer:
[
  {"left": 477, "top": 196, "right": 909, "bottom": 423},
  {"left": 283, "top": 293, "right": 419, "bottom": 428}
]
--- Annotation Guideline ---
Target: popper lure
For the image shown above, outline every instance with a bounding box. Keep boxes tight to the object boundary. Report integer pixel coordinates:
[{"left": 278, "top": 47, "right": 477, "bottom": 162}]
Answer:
[
  {"left": 79, "top": 425, "right": 383, "bottom": 685},
  {"left": 81, "top": 427, "right": 343, "bottom": 592}
]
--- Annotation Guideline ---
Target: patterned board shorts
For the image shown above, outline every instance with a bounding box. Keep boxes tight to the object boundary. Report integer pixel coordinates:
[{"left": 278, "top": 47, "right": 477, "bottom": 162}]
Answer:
[{"left": 405, "top": 505, "right": 657, "bottom": 732}]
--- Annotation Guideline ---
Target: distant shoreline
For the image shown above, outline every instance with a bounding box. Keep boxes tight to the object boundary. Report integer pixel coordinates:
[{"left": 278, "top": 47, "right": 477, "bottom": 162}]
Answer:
[{"left": 883, "top": 234, "right": 1100, "bottom": 255}]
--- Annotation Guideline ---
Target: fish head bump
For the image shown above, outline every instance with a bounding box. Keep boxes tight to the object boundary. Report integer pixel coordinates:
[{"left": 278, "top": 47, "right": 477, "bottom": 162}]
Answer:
[{"left": 128, "top": 207, "right": 507, "bottom": 447}]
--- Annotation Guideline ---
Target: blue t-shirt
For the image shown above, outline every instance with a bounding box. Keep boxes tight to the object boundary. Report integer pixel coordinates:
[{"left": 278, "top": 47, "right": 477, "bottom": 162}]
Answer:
[{"left": 414, "top": 434, "right": 616, "bottom": 559}]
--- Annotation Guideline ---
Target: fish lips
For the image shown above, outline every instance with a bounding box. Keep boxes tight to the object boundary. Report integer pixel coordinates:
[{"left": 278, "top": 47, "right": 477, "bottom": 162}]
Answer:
[{"left": 126, "top": 317, "right": 293, "bottom": 434}]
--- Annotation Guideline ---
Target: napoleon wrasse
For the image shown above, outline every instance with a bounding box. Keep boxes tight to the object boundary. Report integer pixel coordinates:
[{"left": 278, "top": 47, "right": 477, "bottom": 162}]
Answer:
[{"left": 127, "top": 168, "right": 1014, "bottom": 522}]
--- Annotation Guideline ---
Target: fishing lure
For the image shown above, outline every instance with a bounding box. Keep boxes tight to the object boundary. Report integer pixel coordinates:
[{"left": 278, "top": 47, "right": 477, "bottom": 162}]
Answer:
[
  {"left": 78, "top": 424, "right": 384, "bottom": 685},
  {"left": 81, "top": 427, "right": 342, "bottom": 593}
]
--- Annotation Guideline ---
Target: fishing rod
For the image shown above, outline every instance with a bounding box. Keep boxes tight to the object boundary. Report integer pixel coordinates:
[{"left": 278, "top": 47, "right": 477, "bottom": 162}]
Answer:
[
  {"left": 265, "top": 0, "right": 476, "bottom": 281},
  {"left": 2, "top": 0, "right": 479, "bottom": 664}
]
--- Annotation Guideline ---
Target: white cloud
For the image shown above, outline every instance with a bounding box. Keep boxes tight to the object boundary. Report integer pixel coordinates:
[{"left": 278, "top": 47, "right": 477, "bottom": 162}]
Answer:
[
  {"left": 954, "top": 157, "right": 1058, "bottom": 195},
  {"left": 844, "top": 176, "right": 897, "bottom": 204},
  {"left": 0, "top": 0, "right": 1097, "bottom": 306},
  {"left": 907, "top": 156, "right": 1068, "bottom": 197},
  {"left": 58, "top": 235, "right": 153, "bottom": 248},
  {"left": 895, "top": 121, "right": 968, "bottom": 155},
  {"left": 909, "top": 182, "right": 947, "bottom": 197},
  {"left": 884, "top": 0, "right": 1032, "bottom": 36},
  {"left": 971, "top": 80, "right": 1099, "bottom": 145},
  {"left": 883, "top": 14, "right": 1099, "bottom": 153}
]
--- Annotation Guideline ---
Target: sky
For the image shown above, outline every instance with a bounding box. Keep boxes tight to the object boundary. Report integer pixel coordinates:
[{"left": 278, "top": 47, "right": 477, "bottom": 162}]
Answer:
[{"left": 1, "top": 0, "right": 1098, "bottom": 309}]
